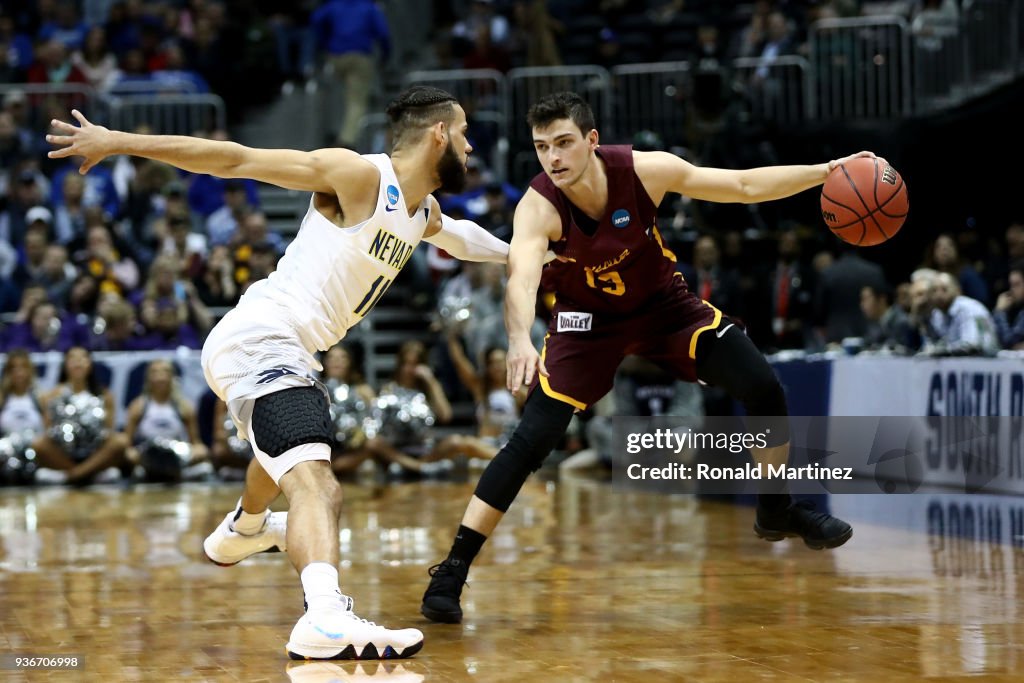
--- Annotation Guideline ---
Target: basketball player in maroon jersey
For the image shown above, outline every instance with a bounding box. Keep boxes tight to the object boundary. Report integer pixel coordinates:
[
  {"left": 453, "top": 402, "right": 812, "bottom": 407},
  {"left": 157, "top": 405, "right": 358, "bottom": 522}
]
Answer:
[{"left": 422, "top": 92, "right": 876, "bottom": 623}]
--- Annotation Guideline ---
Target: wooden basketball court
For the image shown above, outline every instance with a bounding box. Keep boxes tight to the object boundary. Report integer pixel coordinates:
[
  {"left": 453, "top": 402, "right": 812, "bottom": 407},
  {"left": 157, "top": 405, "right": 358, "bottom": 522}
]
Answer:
[{"left": 1, "top": 477, "right": 1020, "bottom": 681}]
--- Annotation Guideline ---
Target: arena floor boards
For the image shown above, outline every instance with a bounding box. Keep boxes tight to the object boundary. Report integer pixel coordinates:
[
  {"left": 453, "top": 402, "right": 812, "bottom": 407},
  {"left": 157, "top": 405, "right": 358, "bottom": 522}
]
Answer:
[{"left": 1, "top": 477, "right": 1020, "bottom": 682}]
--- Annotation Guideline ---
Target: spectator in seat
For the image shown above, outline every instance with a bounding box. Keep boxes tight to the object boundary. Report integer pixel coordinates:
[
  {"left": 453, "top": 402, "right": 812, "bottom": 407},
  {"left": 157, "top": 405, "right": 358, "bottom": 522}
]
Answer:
[
  {"left": 89, "top": 296, "right": 147, "bottom": 351},
  {"left": 234, "top": 210, "right": 286, "bottom": 256},
  {"left": 51, "top": 161, "right": 121, "bottom": 233},
  {"left": 72, "top": 26, "right": 119, "bottom": 91},
  {"left": 0, "top": 111, "right": 27, "bottom": 169},
  {"left": 31, "top": 244, "right": 77, "bottom": 306},
  {"left": 692, "top": 234, "right": 743, "bottom": 322},
  {"left": 920, "top": 272, "right": 998, "bottom": 356},
  {"left": 0, "top": 16, "right": 33, "bottom": 79},
  {"left": 860, "top": 283, "right": 915, "bottom": 352},
  {"left": 926, "top": 233, "right": 989, "bottom": 305},
  {"left": 0, "top": 170, "right": 47, "bottom": 250},
  {"left": 205, "top": 180, "right": 252, "bottom": 247},
  {"left": 3, "top": 296, "right": 82, "bottom": 353},
  {"left": 137, "top": 297, "right": 202, "bottom": 350},
  {"left": 195, "top": 244, "right": 238, "bottom": 307},
  {"left": 12, "top": 217, "right": 53, "bottom": 288},
  {"left": 994, "top": 261, "right": 1024, "bottom": 350},
  {"left": 75, "top": 224, "right": 140, "bottom": 296},
  {"left": 26, "top": 40, "right": 88, "bottom": 87},
  {"left": 763, "top": 229, "right": 815, "bottom": 351},
  {"left": 139, "top": 253, "right": 213, "bottom": 336},
  {"left": 38, "top": 2, "right": 89, "bottom": 51}
]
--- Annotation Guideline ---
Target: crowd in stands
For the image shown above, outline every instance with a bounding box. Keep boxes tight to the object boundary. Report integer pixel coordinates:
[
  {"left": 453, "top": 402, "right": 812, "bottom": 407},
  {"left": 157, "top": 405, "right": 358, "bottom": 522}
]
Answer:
[{"left": 2, "top": 0, "right": 1018, "bottom": 487}]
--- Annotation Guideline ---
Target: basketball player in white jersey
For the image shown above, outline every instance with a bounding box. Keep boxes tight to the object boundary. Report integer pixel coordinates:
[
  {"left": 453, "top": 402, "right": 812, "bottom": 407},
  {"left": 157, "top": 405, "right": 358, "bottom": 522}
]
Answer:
[{"left": 47, "top": 86, "right": 510, "bottom": 660}]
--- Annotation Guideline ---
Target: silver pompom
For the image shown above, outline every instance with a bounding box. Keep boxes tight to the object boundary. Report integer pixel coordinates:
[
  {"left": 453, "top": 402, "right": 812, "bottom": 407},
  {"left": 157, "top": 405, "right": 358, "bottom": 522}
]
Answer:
[
  {"left": 223, "top": 416, "right": 253, "bottom": 460},
  {"left": 0, "top": 430, "right": 38, "bottom": 485},
  {"left": 325, "top": 380, "right": 368, "bottom": 449},
  {"left": 138, "top": 437, "right": 193, "bottom": 481},
  {"left": 48, "top": 392, "right": 108, "bottom": 461},
  {"left": 437, "top": 295, "right": 472, "bottom": 325},
  {"left": 369, "top": 387, "right": 435, "bottom": 446}
]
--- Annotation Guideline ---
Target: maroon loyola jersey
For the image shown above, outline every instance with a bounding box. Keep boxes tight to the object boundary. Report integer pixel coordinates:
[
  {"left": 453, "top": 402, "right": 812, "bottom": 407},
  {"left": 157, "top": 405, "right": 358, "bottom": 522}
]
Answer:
[{"left": 532, "top": 145, "right": 682, "bottom": 316}]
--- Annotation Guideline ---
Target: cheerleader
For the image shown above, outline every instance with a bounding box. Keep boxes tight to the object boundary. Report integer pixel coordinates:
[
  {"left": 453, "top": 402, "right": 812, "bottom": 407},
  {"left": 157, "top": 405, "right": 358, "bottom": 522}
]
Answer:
[
  {"left": 320, "top": 343, "right": 376, "bottom": 476},
  {"left": 0, "top": 350, "right": 46, "bottom": 484},
  {"left": 364, "top": 341, "right": 453, "bottom": 475},
  {"left": 438, "top": 324, "right": 525, "bottom": 463},
  {"left": 32, "top": 346, "right": 128, "bottom": 484},
  {"left": 210, "top": 398, "right": 252, "bottom": 480},
  {"left": 124, "top": 359, "right": 211, "bottom": 481}
]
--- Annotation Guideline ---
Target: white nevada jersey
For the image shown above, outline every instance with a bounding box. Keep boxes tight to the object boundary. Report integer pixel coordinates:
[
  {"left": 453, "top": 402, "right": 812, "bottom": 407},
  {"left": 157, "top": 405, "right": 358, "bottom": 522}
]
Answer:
[{"left": 238, "top": 154, "right": 429, "bottom": 353}]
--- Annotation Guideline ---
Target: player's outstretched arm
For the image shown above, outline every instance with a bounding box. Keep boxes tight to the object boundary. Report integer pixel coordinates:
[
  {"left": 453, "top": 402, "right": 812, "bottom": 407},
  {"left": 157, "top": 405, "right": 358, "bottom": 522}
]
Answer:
[
  {"left": 636, "top": 149, "right": 880, "bottom": 205},
  {"left": 423, "top": 198, "right": 510, "bottom": 263},
  {"left": 504, "top": 189, "right": 558, "bottom": 392},
  {"left": 46, "top": 109, "right": 358, "bottom": 194}
]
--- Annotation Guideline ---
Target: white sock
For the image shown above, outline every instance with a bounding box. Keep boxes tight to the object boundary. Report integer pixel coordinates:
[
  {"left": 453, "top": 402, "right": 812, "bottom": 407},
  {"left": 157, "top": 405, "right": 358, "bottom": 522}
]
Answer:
[
  {"left": 229, "top": 499, "right": 267, "bottom": 535},
  {"left": 301, "top": 562, "right": 342, "bottom": 611}
]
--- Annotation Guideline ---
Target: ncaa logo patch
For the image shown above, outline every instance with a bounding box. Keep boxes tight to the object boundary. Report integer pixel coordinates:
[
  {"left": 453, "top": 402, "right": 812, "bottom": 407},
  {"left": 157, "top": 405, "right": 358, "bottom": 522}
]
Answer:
[
  {"left": 557, "top": 312, "right": 593, "bottom": 332},
  {"left": 611, "top": 209, "right": 631, "bottom": 229},
  {"left": 386, "top": 185, "right": 400, "bottom": 205}
]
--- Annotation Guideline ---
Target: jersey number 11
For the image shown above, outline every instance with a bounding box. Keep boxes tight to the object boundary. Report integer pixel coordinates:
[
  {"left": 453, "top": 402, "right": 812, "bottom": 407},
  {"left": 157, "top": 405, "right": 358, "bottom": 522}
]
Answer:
[{"left": 354, "top": 275, "right": 393, "bottom": 316}]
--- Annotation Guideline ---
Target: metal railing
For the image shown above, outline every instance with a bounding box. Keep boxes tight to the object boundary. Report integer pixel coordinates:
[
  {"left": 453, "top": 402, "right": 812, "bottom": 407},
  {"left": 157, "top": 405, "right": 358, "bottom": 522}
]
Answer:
[
  {"left": 506, "top": 65, "right": 613, "bottom": 142},
  {"left": 609, "top": 62, "right": 691, "bottom": 147},
  {"left": 347, "top": 3, "right": 1021, "bottom": 182},
  {"left": 0, "top": 83, "right": 107, "bottom": 130},
  {"left": 106, "top": 94, "right": 226, "bottom": 136},
  {"left": 731, "top": 55, "right": 809, "bottom": 125},
  {"left": 0, "top": 83, "right": 225, "bottom": 139},
  {"left": 963, "top": 0, "right": 1019, "bottom": 89},
  {"left": 912, "top": 10, "right": 965, "bottom": 113},
  {"left": 809, "top": 15, "right": 912, "bottom": 120}
]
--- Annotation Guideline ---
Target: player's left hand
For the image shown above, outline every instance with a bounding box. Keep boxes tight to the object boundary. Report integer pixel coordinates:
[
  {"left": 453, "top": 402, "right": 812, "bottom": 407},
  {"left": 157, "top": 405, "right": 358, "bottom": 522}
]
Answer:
[
  {"left": 828, "top": 151, "right": 887, "bottom": 173},
  {"left": 506, "top": 335, "right": 547, "bottom": 392},
  {"left": 46, "top": 109, "right": 114, "bottom": 174}
]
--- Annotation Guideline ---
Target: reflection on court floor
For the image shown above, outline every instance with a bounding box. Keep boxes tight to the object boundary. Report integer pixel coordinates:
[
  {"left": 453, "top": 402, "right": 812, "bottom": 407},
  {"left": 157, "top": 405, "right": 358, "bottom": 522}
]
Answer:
[{"left": 1, "top": 479, "right": 1022, "bottom": 681}]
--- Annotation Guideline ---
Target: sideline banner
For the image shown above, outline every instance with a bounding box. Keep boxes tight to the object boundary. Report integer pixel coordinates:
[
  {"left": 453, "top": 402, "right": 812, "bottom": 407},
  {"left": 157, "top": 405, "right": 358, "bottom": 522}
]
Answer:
[{"left": 829, "top": 356, "right": 1024, "bottom": 417}]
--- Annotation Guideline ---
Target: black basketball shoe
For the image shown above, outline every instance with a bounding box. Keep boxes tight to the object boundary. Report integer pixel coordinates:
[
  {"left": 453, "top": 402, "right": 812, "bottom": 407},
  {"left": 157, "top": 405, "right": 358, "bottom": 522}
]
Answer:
[
  {"left": 754, "top": 500, "right": 853, "bottom": 550},
  {"left": 421, "top": 557, "right": 469, "bottom": 623}
]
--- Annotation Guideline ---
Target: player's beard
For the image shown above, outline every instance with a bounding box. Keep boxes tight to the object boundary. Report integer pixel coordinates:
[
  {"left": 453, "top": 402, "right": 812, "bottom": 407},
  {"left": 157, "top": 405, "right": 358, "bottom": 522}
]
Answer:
[{"left": 437, "top": 140, "right": 467, "bottom": 193}]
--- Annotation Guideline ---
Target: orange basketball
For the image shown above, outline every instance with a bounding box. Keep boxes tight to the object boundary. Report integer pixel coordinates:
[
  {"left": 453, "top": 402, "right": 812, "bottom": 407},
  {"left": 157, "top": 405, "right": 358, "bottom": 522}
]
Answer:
[{"left": 820, "top": 157, "right": 909, "bottom": 246}]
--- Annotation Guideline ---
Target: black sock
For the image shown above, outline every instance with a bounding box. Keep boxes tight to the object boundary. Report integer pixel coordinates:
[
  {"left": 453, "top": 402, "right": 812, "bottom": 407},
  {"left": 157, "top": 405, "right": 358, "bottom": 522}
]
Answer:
[
  {"left": 758, "top": 492, "right": 792, "bottom": 512},
  {"left": 449, "top": 525, "right": 487, "bottom": 566}
]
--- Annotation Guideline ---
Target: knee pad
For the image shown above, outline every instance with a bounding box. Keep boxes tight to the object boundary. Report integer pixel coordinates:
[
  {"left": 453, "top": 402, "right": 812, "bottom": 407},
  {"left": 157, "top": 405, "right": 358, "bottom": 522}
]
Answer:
[
  {"left": 251, "top": 386, "right": 335, "bottom": 458},
  {"left": 474, "top": 391, "right": 576, "bottom": 512}
]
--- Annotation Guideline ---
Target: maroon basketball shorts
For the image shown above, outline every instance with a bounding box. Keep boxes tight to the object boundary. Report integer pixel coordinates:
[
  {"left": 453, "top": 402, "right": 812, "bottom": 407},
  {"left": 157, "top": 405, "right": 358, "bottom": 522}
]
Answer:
[{"left": 536, "top": 281, "right": 722, "bottom": 410}]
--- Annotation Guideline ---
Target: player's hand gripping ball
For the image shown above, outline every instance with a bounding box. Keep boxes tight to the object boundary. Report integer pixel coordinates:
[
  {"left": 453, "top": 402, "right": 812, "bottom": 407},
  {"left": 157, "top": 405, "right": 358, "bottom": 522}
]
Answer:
[{"left": 821, "top": 156, "right": 908, "bottom": 246}]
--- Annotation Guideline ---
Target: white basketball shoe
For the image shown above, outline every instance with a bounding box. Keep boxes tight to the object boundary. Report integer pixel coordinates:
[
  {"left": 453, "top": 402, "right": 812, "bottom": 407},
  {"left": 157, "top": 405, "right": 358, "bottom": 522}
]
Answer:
[
  {"left": 203, "top": 509, "right": 288, "bottom": 566},
  {"left": 287, "top": 595, "right": 424, "bottom": 661}
]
